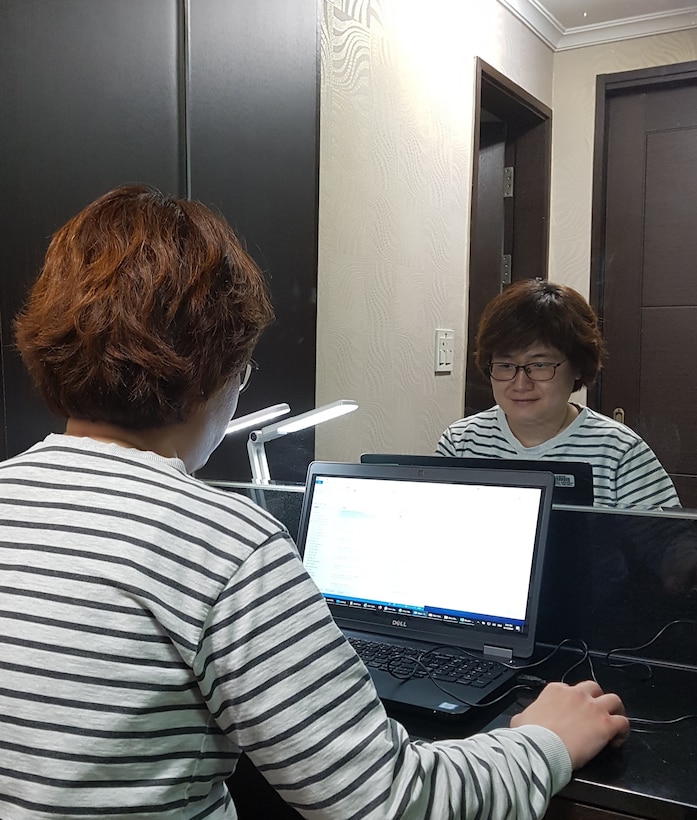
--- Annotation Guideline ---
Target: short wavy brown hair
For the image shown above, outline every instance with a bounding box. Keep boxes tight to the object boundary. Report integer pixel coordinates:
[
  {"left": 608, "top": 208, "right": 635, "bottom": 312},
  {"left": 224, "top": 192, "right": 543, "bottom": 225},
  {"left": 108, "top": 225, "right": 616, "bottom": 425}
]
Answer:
[
  {"left": 474, "top": 279, "right": 605, "bottom": 392},
  {"left": 15, "top": 184, "right": 274, "bottom": 429}
]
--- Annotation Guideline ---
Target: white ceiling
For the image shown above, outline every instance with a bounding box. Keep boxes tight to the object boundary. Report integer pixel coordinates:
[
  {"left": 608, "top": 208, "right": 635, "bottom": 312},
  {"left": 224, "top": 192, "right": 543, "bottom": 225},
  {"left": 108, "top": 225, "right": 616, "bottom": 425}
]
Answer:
[{"left": 499, "top": 0, "right": 697, "bottom": 49}]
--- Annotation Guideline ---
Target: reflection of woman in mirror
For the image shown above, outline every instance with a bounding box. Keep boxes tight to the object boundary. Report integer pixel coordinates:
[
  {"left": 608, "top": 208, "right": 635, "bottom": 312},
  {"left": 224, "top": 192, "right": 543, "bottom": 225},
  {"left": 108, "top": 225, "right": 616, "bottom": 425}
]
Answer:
[{"left": 437, "top": 280, "right": 680, "bottom": 509}]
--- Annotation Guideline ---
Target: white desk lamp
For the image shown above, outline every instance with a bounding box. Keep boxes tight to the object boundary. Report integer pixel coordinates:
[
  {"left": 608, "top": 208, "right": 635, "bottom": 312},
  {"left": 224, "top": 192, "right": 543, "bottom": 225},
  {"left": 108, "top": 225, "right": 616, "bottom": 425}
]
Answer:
[
  {"left": 225, "top": 403, "right": 291, "bottom": 436},
  {"left": 247, "top": 399, "right": 358, "bottom": 483}
]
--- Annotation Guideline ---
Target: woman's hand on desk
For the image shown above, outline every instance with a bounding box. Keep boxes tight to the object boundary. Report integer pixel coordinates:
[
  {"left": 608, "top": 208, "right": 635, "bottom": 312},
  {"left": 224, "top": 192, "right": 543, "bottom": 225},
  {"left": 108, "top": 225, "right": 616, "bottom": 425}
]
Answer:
[{"left": 510, "top": 680, "right": 630, "bottom": 769}]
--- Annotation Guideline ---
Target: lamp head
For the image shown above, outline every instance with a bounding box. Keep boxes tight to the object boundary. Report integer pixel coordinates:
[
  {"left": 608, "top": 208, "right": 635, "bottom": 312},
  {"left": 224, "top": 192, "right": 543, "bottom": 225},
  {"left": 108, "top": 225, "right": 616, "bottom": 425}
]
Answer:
[
  {"left": 225, "top": 403, "right": 291, "bottom": 436},
  {"left": 247, "top": 399, "right": 358, "bottom": 483}
]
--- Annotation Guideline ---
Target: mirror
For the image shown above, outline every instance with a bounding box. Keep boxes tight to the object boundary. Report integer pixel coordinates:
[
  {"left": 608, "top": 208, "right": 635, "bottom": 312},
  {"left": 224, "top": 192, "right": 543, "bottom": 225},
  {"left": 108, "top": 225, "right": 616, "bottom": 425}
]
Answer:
[{"left": 313, "top": 0, "right": 697, "bottom": 507}]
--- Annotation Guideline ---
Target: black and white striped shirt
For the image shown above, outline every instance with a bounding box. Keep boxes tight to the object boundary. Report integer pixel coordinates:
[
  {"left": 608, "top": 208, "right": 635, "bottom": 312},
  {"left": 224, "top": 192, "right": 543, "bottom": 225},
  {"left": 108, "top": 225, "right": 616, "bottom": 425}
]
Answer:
[
  {"left": 0, "top": 435, "right": 571, "bottom": 818},
  {"left": 437, "top": 405, "right": 680, "bottom": 509}
]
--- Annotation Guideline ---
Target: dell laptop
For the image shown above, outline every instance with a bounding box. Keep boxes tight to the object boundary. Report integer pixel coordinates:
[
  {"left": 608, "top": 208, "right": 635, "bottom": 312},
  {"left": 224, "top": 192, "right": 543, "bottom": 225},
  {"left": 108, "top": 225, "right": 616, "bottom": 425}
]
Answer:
[{"left": 296, "top": 461, "right": 554, "bottom": 717}]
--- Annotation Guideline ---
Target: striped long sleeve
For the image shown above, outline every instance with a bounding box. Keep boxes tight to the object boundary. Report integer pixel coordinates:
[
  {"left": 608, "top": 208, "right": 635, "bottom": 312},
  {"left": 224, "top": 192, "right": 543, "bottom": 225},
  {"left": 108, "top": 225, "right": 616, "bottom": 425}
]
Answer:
[
  {"left": 436, "top": 405, "right": 680, "bottom": 509},
  {"left": 0, "top": 434, "right": 571, "bottom": 819}
]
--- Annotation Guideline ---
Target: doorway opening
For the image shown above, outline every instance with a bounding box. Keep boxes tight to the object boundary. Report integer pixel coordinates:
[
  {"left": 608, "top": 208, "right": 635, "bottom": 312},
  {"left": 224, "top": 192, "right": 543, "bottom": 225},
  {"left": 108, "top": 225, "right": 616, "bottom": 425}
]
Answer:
[{"left": 466, "top": 59, "right": 551, "bottom": 416}]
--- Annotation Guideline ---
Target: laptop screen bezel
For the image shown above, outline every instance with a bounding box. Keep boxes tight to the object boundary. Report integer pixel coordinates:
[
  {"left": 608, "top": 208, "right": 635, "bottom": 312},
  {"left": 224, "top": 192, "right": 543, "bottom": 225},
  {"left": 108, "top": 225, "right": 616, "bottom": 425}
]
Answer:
[{"left": 360, "top": 453, "right": 593, "bottom": 506}]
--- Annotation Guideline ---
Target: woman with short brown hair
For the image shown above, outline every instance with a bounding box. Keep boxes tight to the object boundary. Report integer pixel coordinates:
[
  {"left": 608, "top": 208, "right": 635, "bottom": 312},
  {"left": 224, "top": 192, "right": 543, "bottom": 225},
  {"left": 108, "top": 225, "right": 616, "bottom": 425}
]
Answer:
[
  {"left": 438, "top": 279, "right": 679, "bottom": 509},
  {"left": 1, "top": 189, "right": 627, "bottom": 819}
]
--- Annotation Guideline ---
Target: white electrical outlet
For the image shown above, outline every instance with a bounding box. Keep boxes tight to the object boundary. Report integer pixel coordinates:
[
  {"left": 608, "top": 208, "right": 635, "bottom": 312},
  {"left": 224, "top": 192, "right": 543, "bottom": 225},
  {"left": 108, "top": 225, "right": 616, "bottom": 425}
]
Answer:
[{"left": 434, "top": 328, "right": 454, "bottom": 373}]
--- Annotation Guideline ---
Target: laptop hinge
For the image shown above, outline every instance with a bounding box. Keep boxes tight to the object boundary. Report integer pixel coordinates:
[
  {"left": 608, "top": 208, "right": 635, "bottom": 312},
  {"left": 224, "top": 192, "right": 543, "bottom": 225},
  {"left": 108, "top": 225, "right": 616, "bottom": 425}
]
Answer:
[{"left": 484, "top": 645, "right": 513, "bottom": 661}]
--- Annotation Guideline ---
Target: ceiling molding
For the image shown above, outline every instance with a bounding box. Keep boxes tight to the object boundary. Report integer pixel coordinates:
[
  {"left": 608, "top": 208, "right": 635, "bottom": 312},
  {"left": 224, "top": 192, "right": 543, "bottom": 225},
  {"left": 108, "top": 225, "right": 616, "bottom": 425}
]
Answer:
[
  {"left": 497, "top": 0, "right": 562, "bottom": 49},
  {"left": 497, "top": 0, "right": 697, "bottom": 51}
]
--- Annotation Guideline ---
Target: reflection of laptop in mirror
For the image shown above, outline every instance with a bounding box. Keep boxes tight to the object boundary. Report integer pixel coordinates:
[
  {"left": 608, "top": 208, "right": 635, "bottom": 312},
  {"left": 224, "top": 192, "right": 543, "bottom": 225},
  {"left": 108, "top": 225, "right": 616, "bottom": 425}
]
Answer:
[
  {"left": 296, "top": 461, "right": 554, "bottom": 718},
  {"left": 360, "top": 454, "right": 594, "bottom": 506}
]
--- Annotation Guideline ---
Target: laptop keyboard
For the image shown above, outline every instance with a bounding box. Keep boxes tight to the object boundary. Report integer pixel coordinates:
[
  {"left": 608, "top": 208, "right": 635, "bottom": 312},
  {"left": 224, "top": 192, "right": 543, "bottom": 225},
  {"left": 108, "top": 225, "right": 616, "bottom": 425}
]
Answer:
[{"left": 349, "top": 637, "right": 506, "bottom": 687}]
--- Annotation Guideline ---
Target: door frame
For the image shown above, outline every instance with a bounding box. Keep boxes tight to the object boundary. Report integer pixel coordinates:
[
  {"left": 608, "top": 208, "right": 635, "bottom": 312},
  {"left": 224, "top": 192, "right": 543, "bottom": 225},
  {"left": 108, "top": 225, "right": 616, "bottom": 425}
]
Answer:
[{"left": 466, "top": 59, "right": 552, "bottom": 415}]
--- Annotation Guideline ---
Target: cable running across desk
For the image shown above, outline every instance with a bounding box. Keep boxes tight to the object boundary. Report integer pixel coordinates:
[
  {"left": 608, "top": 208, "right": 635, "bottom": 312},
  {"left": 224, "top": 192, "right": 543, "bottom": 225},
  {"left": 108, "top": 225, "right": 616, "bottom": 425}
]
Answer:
[{"left": 350, "top": 622, "right": 697, "bottom": 726}]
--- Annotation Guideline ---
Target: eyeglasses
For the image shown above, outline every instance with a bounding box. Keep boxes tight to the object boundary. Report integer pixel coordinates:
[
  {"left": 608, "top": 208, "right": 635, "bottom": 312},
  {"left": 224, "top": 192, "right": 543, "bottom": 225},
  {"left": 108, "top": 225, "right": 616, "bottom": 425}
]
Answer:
[
  {"left": 239, "top": 360, "right": 258, "bottom": 393},
  {"left": 488, "top": 360, "right": 566, "bottom": 382}
]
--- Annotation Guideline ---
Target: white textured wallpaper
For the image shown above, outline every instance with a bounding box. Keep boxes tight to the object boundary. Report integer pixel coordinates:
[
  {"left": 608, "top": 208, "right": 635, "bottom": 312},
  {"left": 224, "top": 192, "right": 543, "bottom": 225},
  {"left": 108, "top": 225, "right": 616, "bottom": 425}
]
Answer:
[
  {"left": 316, "top": 0, "right": 697, "bottom": 464},
  {"left": 316, "top": 0, "right": 552, "bottom": 462}
]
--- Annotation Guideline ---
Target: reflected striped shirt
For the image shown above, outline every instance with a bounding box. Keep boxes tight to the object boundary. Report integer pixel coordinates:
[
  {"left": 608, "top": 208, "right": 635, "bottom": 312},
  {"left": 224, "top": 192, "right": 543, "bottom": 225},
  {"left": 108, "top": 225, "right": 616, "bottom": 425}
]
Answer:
[{"left": 436, "top": 405, "right": 680, "bottom": 509}]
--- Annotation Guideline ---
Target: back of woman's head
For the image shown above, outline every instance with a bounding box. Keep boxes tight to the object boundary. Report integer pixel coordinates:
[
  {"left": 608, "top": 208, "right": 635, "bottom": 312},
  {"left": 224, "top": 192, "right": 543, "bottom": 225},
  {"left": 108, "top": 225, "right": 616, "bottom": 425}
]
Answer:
[
  {"left": 474, "top": 279, "right": 604, "bottom": 391},
  {"left": 15, "top": 184, "right": 274, "bottom": 429}
]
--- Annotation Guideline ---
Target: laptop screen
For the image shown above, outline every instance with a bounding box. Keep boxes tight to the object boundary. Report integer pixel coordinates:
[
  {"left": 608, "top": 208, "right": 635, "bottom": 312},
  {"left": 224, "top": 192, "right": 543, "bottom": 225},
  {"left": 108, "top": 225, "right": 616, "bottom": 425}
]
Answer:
[{"left": 298, "top": 462, "right": 554, "bottom": 659}]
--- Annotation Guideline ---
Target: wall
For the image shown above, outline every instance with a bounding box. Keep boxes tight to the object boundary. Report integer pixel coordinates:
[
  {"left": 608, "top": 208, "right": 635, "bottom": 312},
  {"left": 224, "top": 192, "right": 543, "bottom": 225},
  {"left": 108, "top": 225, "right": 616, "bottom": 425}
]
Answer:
[
  {"left": 549, "top": 29, "right": 697, "bottom": 297},
  {"left": 316, "top": 0, "right": 553, "bottom": 462},
  {"left": 317, "top": 2, "right": 697, "bottom": 464}
]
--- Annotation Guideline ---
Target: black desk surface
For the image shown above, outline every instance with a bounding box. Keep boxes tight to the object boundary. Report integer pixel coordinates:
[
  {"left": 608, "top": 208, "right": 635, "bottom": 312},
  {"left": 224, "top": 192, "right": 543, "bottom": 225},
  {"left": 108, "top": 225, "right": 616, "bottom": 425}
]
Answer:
[
  {"left": 388, "top": 651, "right": 697, "bottom": 820},
  {"left": 549, "top": 662, "right": 697, "bottom": 819}
]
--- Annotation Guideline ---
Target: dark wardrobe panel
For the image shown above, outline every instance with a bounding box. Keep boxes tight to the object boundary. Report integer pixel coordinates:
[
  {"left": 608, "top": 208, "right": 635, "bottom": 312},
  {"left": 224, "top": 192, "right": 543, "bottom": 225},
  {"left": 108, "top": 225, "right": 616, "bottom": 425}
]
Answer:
[
  {"left": 188, "top": 0, "right": 320, "bottom": 483},
  {"left": 0, "top": 0, "right": 183, "bottom": 459}
]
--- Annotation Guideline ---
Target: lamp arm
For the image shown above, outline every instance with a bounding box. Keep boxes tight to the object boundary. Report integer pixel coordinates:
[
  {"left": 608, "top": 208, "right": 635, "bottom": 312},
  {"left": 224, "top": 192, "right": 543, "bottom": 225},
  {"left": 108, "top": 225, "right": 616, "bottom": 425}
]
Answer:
[{"left": 247, "top": 432, "right": 272, "bottom": 484}]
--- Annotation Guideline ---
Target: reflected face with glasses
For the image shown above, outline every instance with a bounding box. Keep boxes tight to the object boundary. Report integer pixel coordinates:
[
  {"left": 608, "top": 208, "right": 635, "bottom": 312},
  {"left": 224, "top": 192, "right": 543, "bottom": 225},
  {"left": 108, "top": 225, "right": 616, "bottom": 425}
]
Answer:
[
  {"left": 473, "top": 279, "right": 604, "bottom": 447},
  {"left": 488, "top": 343, "right": 580, "bottom": 440}
]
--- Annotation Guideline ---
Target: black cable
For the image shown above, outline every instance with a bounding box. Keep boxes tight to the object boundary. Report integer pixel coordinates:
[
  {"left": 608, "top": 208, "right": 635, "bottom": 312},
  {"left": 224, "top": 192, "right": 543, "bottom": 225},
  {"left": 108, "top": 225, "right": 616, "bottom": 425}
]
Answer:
[
  {"left": 383, "top": 638, "right": 586, "bottom": 710},
  {"left": 603, "top": 620, "right": 697, "bottom": 728},
  {"left": 560, "top": 640, "right": 598, "bottom": 684},
  {"left": 509, "top": 637, "right": 595, "bottom": 681},
  {"left": 628, "top": 713, "right": 697, "bottom": 727},
  {"left": 383, "top": 644, "right": 536, "bottom": 708},
  {"left": 605, "top": 619, "right": 697, "bottom": 667},
  {"left": 376, "top": 625, "right": 697, "bottom": 722},
  {"left": 422, "top": 675, "right": 537, "bottom": 710}
]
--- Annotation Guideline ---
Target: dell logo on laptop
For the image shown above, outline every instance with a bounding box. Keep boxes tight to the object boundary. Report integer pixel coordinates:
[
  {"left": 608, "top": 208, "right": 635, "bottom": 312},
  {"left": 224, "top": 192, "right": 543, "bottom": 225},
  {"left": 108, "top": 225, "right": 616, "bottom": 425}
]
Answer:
[{"left": 392, "top": 619, "right": 408, "bottom": 628}]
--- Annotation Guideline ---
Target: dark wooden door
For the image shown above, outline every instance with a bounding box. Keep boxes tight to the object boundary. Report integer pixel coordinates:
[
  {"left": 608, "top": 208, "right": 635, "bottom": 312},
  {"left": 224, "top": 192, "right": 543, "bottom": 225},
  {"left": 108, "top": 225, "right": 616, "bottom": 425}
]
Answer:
[
  {"left": 467, "top": 117, "right": 508, "bottom": 414},
  {"left": 592, "top": 63, "right": 697, "bottom": 508}
]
